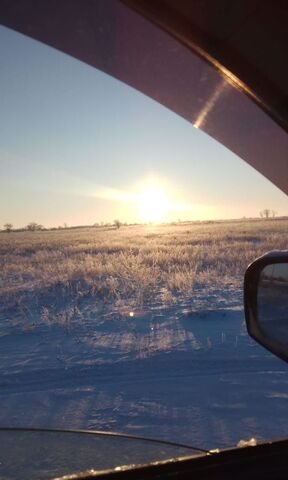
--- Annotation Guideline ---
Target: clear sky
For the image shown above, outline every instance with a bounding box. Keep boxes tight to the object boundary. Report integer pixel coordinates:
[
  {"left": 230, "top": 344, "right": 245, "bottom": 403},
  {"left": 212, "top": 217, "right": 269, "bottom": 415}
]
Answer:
[{"left": 1, "top": 26, "right": 287, "bottom": 228}]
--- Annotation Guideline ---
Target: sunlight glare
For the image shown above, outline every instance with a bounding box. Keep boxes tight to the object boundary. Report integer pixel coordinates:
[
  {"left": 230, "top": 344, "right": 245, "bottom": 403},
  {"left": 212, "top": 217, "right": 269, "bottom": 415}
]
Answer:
[{"left": 137, "top": 184, "right": 170, "bottom": 223}]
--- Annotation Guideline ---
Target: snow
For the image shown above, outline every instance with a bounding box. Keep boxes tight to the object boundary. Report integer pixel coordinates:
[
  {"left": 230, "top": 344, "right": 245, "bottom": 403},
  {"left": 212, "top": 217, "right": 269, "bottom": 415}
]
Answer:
[{"left": 1, "top": 286, "right": 288, "bottom": 451}]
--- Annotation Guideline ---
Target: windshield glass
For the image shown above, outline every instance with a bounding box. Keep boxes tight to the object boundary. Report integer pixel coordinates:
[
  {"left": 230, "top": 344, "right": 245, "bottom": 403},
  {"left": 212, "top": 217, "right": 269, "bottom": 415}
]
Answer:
[
  {"left": 0, "top": 429, "right": 201, "bottom": 479},
  {"left": 1, "top": 4, "right": 288, "bottom": 476}
]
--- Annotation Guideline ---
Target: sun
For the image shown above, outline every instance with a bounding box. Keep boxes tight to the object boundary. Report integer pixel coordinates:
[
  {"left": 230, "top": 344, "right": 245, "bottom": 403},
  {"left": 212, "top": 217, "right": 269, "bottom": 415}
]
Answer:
[{"left": 137, "top": 183, "right": 170, "bottom": 223}]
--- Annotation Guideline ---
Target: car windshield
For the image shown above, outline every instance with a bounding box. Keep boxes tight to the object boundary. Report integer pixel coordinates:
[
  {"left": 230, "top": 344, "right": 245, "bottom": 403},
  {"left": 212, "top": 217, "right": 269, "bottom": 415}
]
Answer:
[{"left": 1, "top": 3, "right": 288, "bottom": 478}]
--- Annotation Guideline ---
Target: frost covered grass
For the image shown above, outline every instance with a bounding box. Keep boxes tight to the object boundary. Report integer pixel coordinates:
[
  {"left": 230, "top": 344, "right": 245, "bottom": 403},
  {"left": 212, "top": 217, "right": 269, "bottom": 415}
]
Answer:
[
  {"left": 1, "top": 219, "right": 288, "bottom": 447},
  {"left": 1, "top": 218, "right": 287, "bottom": 326}
]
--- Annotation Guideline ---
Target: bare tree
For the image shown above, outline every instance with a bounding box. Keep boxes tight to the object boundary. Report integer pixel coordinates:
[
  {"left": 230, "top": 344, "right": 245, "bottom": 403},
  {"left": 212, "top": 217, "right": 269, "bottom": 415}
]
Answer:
[
  {"left": 260, "top": 209, "right": 271, "bottom": 219},
  {"left": 114, "top": 219, "right": 121, "bottom": 229},
  {"left": 26, "top": 222, "right": 44, "bottom": 231},
  {"left": 4, "top": 223, "right": 13, "bottom": 233}
]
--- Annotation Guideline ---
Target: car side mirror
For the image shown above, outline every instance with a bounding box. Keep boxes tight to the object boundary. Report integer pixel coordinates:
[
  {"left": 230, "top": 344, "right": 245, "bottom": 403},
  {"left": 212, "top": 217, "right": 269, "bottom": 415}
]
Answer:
[{"left": 244, "top": 251, "right": 288, "bottom": 363}]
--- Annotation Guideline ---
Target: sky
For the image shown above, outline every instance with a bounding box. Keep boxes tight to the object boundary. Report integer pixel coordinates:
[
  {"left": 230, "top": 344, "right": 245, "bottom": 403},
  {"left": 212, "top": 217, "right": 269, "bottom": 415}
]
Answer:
[{"left": 0, "top": 26, "right": 287, "bottom": 228}]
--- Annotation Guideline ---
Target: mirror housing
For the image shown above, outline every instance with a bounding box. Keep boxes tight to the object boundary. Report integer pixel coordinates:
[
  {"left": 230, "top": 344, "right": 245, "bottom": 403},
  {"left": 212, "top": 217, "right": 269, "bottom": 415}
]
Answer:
[{"left": 244, "top": 251, "right": 288, "bottom": 363}]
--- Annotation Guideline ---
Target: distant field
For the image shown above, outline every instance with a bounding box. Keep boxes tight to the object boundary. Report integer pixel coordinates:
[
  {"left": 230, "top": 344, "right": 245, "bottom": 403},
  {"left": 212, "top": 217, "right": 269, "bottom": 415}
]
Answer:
[{"left": 1, "top": 218, "right": 287, "bottom": 328}]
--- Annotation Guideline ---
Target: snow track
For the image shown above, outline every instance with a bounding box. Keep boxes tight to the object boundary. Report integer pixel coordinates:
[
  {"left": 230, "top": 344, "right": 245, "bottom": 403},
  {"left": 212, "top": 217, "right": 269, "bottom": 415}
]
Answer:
[{"left": 1, "top": 304, "right": 288, "bottom": 449}]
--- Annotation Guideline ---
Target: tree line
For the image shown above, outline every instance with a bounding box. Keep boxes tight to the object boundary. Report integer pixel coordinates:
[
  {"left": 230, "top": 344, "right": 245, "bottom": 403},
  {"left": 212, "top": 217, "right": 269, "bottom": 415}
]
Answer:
[
  {"left": 3, "top": 222, "right": 44, "bottom": 233},
  {"left": 2, "top": 219, "right": 123, "bottom": 233}
]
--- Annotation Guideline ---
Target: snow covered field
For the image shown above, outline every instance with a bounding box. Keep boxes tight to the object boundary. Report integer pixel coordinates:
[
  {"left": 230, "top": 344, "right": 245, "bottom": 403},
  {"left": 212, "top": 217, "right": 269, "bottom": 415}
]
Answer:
[{"left": 1, "top": 219, "right": 288, "bottom": 450}]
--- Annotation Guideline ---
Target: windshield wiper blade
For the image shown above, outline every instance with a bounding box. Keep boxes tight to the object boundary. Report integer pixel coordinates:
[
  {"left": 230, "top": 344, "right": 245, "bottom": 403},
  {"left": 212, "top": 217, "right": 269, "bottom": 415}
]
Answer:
[{"left": 0, "top": 426, "right": 209, "bottom": 454}]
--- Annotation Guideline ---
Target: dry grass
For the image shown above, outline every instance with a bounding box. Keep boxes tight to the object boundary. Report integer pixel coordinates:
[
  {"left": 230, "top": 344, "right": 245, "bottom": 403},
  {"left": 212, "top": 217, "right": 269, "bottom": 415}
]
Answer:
[{"left": 1, "top": 219, "right": 287, "bottom": 324}]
